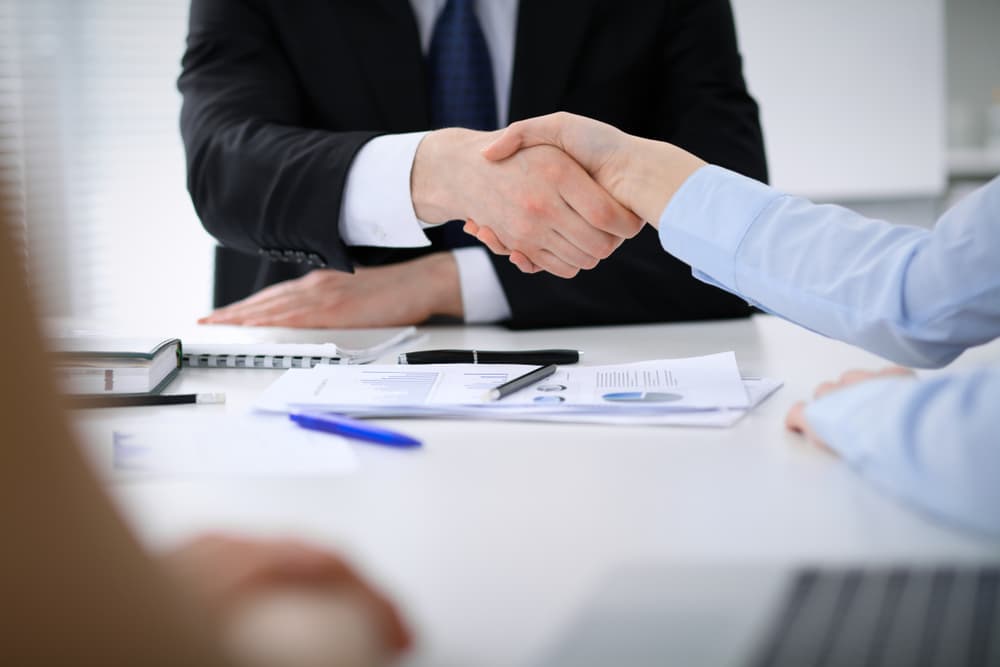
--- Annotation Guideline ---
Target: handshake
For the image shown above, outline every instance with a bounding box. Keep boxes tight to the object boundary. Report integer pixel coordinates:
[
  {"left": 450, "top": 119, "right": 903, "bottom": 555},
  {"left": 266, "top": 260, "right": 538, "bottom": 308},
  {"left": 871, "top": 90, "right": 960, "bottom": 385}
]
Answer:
[{"left": 412, "top": 112, "right": 707, "bottom": 278}]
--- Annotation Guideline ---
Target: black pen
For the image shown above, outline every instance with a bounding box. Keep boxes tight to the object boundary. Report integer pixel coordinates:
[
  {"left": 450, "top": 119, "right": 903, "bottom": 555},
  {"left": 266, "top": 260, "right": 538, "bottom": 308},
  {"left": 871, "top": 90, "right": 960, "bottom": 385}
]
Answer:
[
  {"left": 70, "top": 392, "right": 226, "bottom": 409},
  {"left": 483, "top": 364, "right": 559, "bottom": 401},
  {"left": 398, "top": 349, "right": 580, "bottom": 365}
]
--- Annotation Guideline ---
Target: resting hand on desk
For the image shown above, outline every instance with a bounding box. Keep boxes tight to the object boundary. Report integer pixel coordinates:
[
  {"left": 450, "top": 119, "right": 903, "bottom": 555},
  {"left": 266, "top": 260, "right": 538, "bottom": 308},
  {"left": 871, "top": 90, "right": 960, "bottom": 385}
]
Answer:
[
  {"left": 785, "top": 367, "right": 916, "bottom": 449},
  {"left": 200, "top": 253, "right": 463, "bottom": 328},
  {"left": 413, "top": 127, "right": 642, "bottom": 278}
]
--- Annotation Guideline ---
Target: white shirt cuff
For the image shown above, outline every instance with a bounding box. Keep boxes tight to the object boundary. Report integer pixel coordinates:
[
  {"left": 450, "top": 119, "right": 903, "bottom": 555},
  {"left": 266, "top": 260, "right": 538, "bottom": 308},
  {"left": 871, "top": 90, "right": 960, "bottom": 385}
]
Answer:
[
  {"left": 339, "top": 132, "right": 432, "bottom": 247},
  {"left": 452, "top": 247, "right": 512, "bottom": 323}
]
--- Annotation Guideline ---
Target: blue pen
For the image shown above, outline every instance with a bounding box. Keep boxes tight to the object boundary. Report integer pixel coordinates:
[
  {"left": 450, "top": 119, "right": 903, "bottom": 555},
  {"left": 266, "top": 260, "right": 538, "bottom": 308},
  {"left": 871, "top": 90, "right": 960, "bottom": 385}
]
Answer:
[{"left": 289, "top": 412, "right": 422, "bottom": 448}]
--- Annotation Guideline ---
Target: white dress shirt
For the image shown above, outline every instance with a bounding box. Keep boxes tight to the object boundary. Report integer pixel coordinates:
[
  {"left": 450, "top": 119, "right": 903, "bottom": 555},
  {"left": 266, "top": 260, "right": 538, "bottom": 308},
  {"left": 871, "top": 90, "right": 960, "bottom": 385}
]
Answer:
[
  {"left": 660, "top": 166, "right": 1000, "bottom": 536},
  {"left": 339, "top": 0, "right": 519, "bottom": 323}
]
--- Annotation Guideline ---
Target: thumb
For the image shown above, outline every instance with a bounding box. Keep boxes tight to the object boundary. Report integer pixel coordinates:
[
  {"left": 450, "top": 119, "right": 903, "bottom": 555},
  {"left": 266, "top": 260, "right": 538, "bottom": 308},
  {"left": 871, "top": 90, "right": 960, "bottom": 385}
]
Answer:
[
  {"left": 481, "top": 113, "right": 567, "bottom": 161},
  {"left": 481, "top": 124, "right": 526, "bottom": 161}
]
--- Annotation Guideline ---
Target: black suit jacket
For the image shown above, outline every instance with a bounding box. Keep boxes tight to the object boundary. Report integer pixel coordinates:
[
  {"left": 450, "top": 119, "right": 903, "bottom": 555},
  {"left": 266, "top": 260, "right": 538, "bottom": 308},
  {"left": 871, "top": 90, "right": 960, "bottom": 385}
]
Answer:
[{"left": 179, "top": 0, "right": 767, "bottom": 328}]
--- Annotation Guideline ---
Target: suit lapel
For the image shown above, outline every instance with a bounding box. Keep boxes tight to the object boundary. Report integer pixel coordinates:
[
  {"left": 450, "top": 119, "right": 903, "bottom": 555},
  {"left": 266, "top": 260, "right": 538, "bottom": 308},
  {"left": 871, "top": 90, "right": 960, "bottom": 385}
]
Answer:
[
  {"left": 508, "top": 0, "right": 595, "bottom": 121},
  {"left": 332, "top": 0, "right": 429, "bottom": 129}
]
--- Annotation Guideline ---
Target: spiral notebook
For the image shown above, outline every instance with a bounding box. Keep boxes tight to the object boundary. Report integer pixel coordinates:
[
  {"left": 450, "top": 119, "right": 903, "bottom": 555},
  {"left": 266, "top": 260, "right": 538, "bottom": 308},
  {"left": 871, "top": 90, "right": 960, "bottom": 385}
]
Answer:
[{"left": 182, "top": 326, "right": 419, "bottom": 369}]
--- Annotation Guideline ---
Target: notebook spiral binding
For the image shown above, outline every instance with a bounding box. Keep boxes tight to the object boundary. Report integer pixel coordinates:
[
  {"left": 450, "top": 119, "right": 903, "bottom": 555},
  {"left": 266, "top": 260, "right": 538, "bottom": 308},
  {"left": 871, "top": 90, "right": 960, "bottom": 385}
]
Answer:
[{"left": 183, "top": 353, "right": 342, "bottom": 369}]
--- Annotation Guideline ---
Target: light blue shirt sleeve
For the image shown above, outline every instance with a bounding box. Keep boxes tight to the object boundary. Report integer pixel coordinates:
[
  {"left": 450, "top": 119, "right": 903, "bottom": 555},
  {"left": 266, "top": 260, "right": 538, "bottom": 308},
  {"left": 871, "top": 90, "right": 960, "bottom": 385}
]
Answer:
[
  {"left": 659, "top": 166, "right": 1000, "bottom": 368},
  {"left": 658, "top": 166, "right": 1000, "bottom": 535}
]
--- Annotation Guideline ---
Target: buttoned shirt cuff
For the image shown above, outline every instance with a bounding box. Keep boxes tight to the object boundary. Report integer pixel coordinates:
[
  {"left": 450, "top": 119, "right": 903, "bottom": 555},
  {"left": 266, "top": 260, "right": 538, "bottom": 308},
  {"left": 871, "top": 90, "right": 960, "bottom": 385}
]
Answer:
[
  {"left": 339, "top": 132, "right": 432, "bottom": 247},
  {"left": 803, "top": 376, "right": 914, "bottom": 466},
  {"left": 657, "top": 165, "right": 783, "bottom": 292},
  {"left": 452, "top": 247, "right": 512, "bottom": 323}
]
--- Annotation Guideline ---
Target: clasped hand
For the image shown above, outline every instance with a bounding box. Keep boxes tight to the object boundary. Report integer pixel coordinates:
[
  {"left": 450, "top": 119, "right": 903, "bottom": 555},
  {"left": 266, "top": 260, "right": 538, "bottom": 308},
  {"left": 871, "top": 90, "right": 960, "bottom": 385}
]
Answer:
[
  {"left": 411, "top": 126, "right": 645, "bottom": 279},
  {"left": 452, "top": 112, "right": 706, "bottom": 274}
]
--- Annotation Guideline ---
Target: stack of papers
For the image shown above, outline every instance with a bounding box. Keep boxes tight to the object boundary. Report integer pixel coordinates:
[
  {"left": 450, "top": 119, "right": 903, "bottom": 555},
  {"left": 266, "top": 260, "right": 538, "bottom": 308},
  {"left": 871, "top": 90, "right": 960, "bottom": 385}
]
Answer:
[{"left": 255, "top": 352, "right": 782, "bottom": 428}]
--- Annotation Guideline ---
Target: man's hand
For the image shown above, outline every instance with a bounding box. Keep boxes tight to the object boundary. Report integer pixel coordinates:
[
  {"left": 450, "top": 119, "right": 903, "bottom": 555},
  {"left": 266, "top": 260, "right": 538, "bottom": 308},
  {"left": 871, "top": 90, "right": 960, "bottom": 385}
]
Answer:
[
  {"left": 163, "top": 534, "right": 412, "bottom": 659},
  {"left": 785, "top": 366, "right": 915, "bottom": 449},
  {"left": 199, "top": 253, "right": 462, "bottom": 328},
  {"left": 470, "top": 112, "right": 706, "bottom": 274},
  {"left": 412, "top": 128, "right": 642, "bottom": 279}
]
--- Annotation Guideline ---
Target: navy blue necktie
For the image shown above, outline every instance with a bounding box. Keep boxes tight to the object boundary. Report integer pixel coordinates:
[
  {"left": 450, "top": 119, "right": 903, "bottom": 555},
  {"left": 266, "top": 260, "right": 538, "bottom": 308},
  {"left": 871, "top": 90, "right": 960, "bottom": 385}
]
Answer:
[{"left": 426, "top": 0, "right": 497, "bottom": 248}]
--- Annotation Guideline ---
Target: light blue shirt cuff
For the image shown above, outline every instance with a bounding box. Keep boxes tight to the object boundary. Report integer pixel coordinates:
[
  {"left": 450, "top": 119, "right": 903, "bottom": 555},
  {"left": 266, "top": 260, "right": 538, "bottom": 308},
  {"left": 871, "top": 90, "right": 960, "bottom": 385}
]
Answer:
[
  {"left": 657, "top": 165, "right": 783, "bottom": 291},
  {"left": 803, "top": 376, "right": 914, "bottom": 466}
]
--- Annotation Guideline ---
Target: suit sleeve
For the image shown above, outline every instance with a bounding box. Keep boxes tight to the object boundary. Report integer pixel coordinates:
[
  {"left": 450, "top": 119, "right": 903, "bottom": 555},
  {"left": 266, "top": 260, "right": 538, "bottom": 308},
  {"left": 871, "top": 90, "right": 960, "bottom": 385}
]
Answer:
[
  {"left": 491, "top": 0, "right": 768, "bottom": 329},
  {"left": 179, "top": 0, "right": 378, "bottom": 271},
  {"left": 654, "top": 0, "right": 767, "bottom": 181}
]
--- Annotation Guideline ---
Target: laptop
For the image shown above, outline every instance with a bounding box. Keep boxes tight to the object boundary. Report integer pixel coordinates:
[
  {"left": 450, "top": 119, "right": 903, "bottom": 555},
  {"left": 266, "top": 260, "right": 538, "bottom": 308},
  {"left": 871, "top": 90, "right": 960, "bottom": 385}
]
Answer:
[{"left": 535, "top": 564, "right": 999, "bottom": 667}]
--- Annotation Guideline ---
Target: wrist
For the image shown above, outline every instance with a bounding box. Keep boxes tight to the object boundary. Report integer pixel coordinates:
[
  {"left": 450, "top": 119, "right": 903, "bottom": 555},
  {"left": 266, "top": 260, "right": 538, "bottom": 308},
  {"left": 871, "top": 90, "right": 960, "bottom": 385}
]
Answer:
[
  {"left": 411, "top": 128, "right": 485, "bottom": 224},
  {"left": 624, "top": 137, "right": 705, "bottom": 227},
  {"left": 416, "top": 252, "right": 463, "bottom": 319}
]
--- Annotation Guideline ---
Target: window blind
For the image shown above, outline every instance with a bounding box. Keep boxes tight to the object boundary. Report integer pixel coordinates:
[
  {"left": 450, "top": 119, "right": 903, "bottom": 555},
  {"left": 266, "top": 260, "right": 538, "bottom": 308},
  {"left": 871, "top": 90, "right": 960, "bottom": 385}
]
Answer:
[
  {"left": 0, "top": 1, "right": 27, "bottom": 267},
  {"left": 8, "top": 0, "right": 215, "bottom": 326}
]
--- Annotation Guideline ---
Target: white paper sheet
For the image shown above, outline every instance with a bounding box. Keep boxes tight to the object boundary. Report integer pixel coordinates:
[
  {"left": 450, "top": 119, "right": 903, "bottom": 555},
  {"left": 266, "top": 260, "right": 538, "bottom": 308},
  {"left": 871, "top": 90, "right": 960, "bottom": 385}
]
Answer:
[{"left": 101, "top": 414, "right": 359, "bottom": 479}]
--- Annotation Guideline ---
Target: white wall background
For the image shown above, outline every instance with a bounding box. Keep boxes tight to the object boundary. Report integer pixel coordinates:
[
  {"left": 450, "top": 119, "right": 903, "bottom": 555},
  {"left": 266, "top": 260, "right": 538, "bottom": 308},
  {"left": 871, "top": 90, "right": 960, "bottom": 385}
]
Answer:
[{"left": 730, "top": 0, "right": 947, "bottom": 200}]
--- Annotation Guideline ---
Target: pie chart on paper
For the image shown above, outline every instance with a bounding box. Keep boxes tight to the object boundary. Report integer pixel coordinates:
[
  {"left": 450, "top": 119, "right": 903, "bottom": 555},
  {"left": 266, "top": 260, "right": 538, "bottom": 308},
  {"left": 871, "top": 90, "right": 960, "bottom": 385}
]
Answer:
[{"left": 602, "top": 391, "right": 684, "bottom": 403}]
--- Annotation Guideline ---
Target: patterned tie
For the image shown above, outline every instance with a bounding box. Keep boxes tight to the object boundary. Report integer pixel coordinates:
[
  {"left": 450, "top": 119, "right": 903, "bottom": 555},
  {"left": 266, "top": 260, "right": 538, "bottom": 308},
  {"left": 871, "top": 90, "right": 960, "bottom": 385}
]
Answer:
[{"left": 426, "top": 0, "right": 497, "bottom": 248}]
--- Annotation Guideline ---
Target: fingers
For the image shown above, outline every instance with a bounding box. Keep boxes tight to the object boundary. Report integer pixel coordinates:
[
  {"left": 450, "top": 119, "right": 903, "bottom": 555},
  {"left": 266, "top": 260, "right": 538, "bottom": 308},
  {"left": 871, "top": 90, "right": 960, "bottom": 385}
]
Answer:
[
  {"left": 813, "top": 366, "right": 916, "bottom": 399},
  {"left": 465, "top": 220, "right": 510, "bottom": 255},
  {"left": 465, "top": 220, "right": 542, "bottom": 273},
  {"left": 199, "top": 280, "right": 299, "bottom": 325},
  {"left": 468, "top": 223, "right": 543, "bottom": 273},
  {"left": 813, "top": 381, "right": 841, "bottom": 399},
  {"left": 785, "top": 400, "right": 835, "bottom": 454},
  {"left": 482, "top": 149, "right": 628, "bottom": 273},
  {"left": 876, "top": 366, "right": 915, "bottom": 378},
  {"left": 199, "top": 270, "right": 354, "bottom": 327},
  {"left": 472, "top": 218, "right": 593, "bottom": 276},
  {"left": 559, "top": 169, "right": 643, "bottom": 239},
  {"left": 785, "top": 401, "right": 808, "bottom": 433},
  {"left": 508, "top": 251, "right": 541, "bottom": 273},
  {"left": 205, "top": 298, "right": 305, "bottom": 327},
  {"left": 469, "top": 140, "right": 637, "bottom": 277},
  {"left": 526, "top": 247, "right": 586, "bottom": 279},
  {"left": 462, "top": 219, "right": 483, "bottom": 240}
]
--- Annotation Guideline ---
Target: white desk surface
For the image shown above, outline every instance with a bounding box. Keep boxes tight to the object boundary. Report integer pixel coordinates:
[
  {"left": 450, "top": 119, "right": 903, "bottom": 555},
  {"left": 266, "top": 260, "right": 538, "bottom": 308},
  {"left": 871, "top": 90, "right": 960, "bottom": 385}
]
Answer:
[{"left": 75, "top": 315, "right": 1000, "bottom": 667}]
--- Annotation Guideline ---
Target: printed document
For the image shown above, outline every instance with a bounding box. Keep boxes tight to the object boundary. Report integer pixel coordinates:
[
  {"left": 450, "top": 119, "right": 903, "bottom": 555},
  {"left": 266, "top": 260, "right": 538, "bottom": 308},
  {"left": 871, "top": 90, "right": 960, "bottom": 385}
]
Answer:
[{"left": 254, "top": 352, "right": 779, "bottom": 426}]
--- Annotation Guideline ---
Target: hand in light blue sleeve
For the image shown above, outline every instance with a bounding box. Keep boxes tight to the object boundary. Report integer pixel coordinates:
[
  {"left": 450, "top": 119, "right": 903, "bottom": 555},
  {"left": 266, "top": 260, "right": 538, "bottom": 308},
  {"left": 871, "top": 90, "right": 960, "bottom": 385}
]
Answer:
[
  {"left": 660, "top": 168, "right": 1000, "bottom": 535},
  {"left": 803, "top": 369, "right": 1000, "bottom": 536}
]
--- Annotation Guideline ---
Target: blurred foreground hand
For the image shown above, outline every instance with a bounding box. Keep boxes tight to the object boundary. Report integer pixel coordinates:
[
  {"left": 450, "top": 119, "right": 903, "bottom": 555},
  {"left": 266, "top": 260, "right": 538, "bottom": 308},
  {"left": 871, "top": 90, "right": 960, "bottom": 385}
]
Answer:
[{"left": 164, "top": 534, "right": 412, "bottom": 667}]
